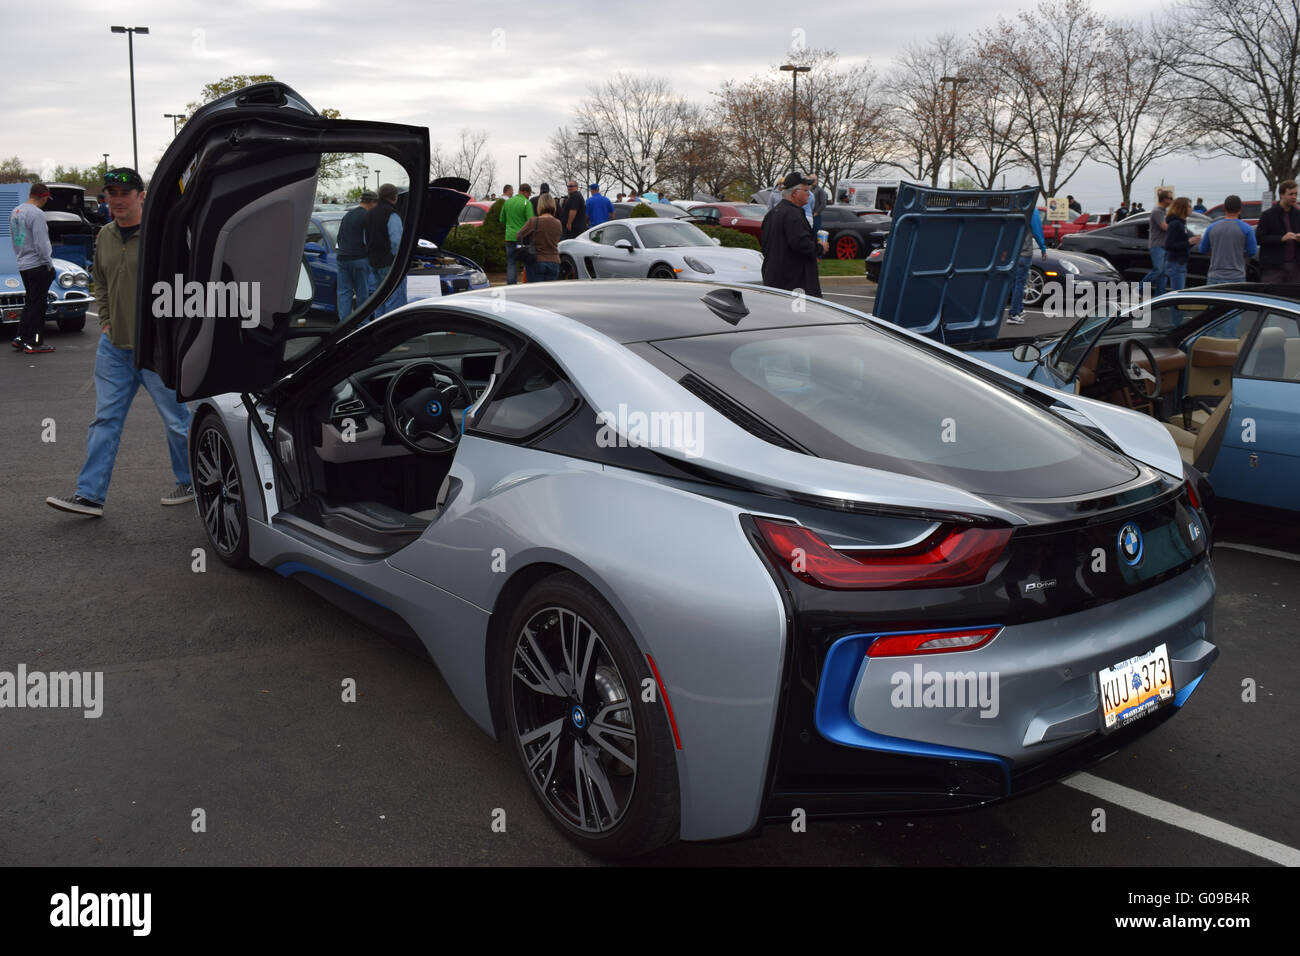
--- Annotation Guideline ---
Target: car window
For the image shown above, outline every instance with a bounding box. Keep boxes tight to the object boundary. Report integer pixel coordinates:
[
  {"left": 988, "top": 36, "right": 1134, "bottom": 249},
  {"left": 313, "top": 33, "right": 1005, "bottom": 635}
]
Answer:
[
  {"left": 305, "top": 223, "right": 324, "bottom": 246},
  {"left": 320, "top": 219, "right": 341, "bottom": 245},
  {"left": 1239, "top": 312, "right": 1300, "bottom": 381},
  {"left": 1110, "top": 223, "right": 1139, "bottom": 239},
  {"left": 655, "top": 325, "right": 1138, "bottom": 497},
  {"left": 472, "top": 350, "right": 579, "bottom": 440},
  {"left": 689, "top": 207, "right": 720, "bottom": 221},
  {"left": 637, "top": 221, "right": 712, "bottom": 248},
  {"left": 460, "top": 206, "right": 486, "bottom": 223},
  {"left": 735, "top": 205, "right": 769, "bottom": 218},
  {"left": 601, "top": 224, "right": 636, "bottom": 247}
]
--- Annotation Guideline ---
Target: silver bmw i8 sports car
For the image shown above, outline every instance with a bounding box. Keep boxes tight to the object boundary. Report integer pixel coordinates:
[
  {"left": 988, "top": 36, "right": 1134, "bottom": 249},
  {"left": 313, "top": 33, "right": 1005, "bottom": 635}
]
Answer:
[{"left": 134, "top": 83, "right": 1217, "bottom": 859}]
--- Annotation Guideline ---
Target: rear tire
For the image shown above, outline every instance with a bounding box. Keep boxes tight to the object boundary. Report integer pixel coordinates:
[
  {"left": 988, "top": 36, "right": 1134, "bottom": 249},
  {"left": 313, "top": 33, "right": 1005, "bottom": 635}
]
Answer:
[
  {"left": 500, "top": 572, "right": 679, "bottom": 858},
  {"left": 560, "top": 255, "right": 577, "bottom": 280}
]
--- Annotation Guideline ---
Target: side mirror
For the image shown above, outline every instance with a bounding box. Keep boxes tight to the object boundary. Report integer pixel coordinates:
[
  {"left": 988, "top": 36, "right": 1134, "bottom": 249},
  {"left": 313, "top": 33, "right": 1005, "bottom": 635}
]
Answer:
[
  {"left": 1012, "top": 343, "right": 1043, "bottom": 363},
  {"left": 614, "top": 238, "right": 634, "bottom": 252},
  {"left": 305, "top": 242, "right": 326, "bottom": 256},
  {"left": 712, "top": 237, "right": 721, "bottom": 245}
]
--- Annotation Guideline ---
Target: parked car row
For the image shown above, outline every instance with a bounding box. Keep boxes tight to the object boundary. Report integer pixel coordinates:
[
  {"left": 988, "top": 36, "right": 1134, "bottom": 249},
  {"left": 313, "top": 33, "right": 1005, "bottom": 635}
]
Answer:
[{"left": 0, "top": 181, "right": 94, "bottom": 336}]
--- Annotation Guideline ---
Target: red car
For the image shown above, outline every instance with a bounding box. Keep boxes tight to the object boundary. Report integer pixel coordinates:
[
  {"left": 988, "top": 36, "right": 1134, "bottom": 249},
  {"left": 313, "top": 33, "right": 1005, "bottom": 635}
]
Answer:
[
  {"left": 1038, "top": 209, "right": 1114, "bottom": 246},
  {"left": 456, "top": 200, "right": 493, "bottom": 227},
  {"left": 686, "top": 203, "right": 768, "bottom": 241},
  {"left": 1206, "top": 200, "right": 1261, "bottom": 227}
]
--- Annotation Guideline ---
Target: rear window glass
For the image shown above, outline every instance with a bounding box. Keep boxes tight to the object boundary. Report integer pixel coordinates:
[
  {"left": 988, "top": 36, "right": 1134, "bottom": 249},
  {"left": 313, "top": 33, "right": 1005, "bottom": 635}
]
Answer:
[{"left": 655, "top": 325, "right": 1138, "bottom": 497}]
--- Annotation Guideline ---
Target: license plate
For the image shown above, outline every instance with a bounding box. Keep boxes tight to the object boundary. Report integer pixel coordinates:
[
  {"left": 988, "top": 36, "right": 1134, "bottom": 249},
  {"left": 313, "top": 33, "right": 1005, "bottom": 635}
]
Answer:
[{"left": 1097, "top": 643, "right": 1174, "bottom": 732}]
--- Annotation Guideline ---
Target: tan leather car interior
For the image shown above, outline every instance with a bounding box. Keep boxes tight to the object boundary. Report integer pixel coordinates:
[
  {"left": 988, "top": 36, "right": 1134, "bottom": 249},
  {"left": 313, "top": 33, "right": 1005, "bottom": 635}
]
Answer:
[{"left": 1163, "top": 388, "right": 1231, "bottom": 467}]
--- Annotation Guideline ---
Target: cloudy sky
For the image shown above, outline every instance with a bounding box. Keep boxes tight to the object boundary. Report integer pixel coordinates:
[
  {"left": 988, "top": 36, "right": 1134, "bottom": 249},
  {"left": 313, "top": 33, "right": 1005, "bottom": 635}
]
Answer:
[{"left": 7, "top": 0, "right": 1259, "bottom": 211}]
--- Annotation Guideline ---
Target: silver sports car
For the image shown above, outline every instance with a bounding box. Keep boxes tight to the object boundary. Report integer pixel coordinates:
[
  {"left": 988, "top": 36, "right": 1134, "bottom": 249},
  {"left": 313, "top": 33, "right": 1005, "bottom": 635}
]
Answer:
[
  {"left": 558, "top": 217, "right": 763, "bottom": 282},
  {"left": 134, "top": 83, "right": 1218, "bottom": 858}
]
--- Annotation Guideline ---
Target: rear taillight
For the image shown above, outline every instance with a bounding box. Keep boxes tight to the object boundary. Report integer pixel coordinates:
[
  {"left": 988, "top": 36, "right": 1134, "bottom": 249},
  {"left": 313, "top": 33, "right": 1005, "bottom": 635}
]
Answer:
[
  {"left": 866, "top": 626, "right": 1001, "bottom": 657},
  {"left": 1184, "top": 477, "right": 1201, "bottom": 511},
  {"left": 753, "top": 518, "right": 1012, "bottom": 590}
]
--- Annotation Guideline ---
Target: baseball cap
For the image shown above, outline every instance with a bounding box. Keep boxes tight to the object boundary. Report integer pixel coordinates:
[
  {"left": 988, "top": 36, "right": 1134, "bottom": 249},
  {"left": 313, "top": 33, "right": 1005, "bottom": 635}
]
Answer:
[
  {"left": 104, "top": 167, "right": 145, "bottom": 190},
  {"left": 781, "top": 172, "right": 813, "bottom": 189},
  {"left": 589, "top": 183, "right": 600, "bottom": 191},
  {"left": 359, "top": 190, "right": 378, "bottom": 202}
]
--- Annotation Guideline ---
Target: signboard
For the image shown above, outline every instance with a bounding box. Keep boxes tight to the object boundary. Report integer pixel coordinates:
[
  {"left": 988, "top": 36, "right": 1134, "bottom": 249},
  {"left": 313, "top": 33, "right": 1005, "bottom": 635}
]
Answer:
[{"left": 1045, "top": 196, "right": 1069, "bottom": 222}]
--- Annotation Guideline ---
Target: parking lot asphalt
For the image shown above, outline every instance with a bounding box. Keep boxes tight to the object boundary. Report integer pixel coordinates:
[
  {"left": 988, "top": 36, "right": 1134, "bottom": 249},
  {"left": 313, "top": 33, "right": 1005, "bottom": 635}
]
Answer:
[{"left": 1, "top": 319, "right": 1296, "bottom": 867}]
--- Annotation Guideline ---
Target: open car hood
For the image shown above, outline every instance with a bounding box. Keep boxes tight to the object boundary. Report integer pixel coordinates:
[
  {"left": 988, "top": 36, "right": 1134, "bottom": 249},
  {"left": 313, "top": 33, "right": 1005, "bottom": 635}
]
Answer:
[
  {"left": 399, "top": 176, "right": 470, "bottom": 246},
  {"left": 874, "top": 184, "right": 1037, "bottom": 345}
]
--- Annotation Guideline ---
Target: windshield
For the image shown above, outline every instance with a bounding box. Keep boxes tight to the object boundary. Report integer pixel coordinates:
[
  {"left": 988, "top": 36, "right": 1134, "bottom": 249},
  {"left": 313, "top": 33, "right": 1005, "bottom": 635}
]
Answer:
[{"left": 637, "top": 221, "right": 712, "bottom": 248}]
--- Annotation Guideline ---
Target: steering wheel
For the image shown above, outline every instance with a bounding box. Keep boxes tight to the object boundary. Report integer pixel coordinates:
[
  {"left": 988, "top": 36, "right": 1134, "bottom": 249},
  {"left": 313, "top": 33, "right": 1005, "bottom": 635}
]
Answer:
[
  {"left": 1120, "top": 338, "right": 1161, "bottom": 402},
  {"left": 383, "top": 359, "right": 473, "bottom": 455}
]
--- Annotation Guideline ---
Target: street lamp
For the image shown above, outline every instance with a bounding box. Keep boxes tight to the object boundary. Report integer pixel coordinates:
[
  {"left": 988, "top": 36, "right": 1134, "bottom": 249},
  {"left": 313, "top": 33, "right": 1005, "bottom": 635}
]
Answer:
[
  {"left": 578, "top": 132, "right": 598, "bottom": 189},
  {"left": 110, "top": 26, "right": 149, "bottom": 171},
  {"left": 518, "top": 154, "right": 527, "bottom": 188},
  {"left": 374, "top": 169, "right": 381, "bottom": 191},
  {"left": 779, "top": 64, "right": 811, "bottom": 172},
  {"left": 101, "top": 154, "right": 110, "bottom": 177},
  {"left": 164, "top": 113, "right": 183, "bottom": 137},
  {"left": 939, "top": 75, "right": 969, "bottom": 189}
]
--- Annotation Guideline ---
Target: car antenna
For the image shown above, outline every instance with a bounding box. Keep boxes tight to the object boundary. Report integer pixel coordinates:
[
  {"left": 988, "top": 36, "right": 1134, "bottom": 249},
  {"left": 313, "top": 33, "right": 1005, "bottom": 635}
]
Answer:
[{"left": 700, "top": 288, "right": 749, "bottom": 325}]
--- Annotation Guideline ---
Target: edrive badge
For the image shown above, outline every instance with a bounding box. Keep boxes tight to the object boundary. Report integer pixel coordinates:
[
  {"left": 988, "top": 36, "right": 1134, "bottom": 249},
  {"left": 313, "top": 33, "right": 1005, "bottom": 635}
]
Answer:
[{"left": 1118, "top": 522, "right": 1144, "bottom": 566}]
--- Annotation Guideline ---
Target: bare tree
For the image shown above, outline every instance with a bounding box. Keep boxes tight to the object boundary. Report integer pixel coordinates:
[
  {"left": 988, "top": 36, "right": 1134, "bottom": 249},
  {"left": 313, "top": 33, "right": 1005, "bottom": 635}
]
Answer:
[
  {"left": 976, "top": 0, "right": 1107, "bottom": 197},
  {"left": 575, "top": 73, "right": 690, "bottom": 193},
  {"left": 792, "top": 49, "right": 892, "bottom": 190},
  {"left": 1166, "top": 0, "right": 1300, "bottom": 191},
  {"left": 536, "top": 124, "right": 617, "bottom": 192},
  {"left": 955, "top": 52, "right": 1025, "bottom": 189},
  {"left": 715, "top": 75, "right": 791, "bottom": 195},
  {"left": 445, "top": 128, "right": 497, "bottom": 197},
  {"left": 884, "top": 36, "right": 973, "bottom": 187},
  {"left": 658, "top": 108, "right": 737, "bottom": 199},
  {"left": 1088, "top": 19, "right": 1183, "bottom": 206}
]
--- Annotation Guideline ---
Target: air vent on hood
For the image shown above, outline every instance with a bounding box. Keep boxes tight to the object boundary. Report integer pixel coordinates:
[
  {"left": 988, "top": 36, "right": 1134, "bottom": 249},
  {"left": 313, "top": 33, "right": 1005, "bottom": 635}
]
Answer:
[{"left": 678, "top": 374, "right": 805, "bottom": 453}]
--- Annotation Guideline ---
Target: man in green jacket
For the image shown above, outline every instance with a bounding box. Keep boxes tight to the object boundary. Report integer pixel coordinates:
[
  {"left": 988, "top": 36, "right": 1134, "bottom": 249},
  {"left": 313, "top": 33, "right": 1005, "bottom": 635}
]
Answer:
[
  {"left": 503, "top": 183, "right": 534, "bottom": 284},
  {"left": 46, "top": 168, "right": 194, "bottom": 518}
]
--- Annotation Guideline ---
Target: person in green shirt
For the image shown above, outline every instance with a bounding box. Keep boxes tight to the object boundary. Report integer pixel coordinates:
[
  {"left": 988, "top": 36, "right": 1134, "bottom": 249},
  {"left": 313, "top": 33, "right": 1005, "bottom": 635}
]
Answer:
[{"left": 503, "top": 183, "right": 534, "bottom": 284}]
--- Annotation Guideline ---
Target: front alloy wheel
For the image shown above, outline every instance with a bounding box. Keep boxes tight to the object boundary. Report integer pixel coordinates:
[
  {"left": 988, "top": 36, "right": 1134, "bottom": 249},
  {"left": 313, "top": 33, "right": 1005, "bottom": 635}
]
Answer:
[
  {"left": 1021, "top": 267, "right": 1046, "bottom": 307},
  {"left": 192, "top": 416, "right": 253, "bottom": 567},
  {"left": 504, "top": 574, "right": 679, "bottom": 857}
]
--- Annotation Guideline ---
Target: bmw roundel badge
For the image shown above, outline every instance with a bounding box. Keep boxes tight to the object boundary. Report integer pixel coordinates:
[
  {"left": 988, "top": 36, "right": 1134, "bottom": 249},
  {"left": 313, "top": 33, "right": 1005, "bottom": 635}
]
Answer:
[
  {"left": 570, "top": 704, "right": 586, "bottom": 730},
  {"left": 1118, "top": 522, "right": 1143, "bottom": 566},
  {"left": 426, "top": 400, "right": 442, "bottom": 417}
]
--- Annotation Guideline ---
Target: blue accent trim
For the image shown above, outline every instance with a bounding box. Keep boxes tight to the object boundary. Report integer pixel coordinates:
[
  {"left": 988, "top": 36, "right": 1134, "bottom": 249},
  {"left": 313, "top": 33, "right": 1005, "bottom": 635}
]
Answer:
[
  {"left": 815, "top": 631, "right": 1012, "bottom": 793},
  {"left": 1173, "top": 672, "right": 1204, "bottom": 708},
  {"left": 274, "top": 561, "right": 393, "bottom": 611}
]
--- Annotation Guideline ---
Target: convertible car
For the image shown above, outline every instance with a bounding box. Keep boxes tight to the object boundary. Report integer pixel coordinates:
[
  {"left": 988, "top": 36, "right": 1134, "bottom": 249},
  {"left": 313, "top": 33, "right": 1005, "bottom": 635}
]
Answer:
[
  {"left": 558, "top": 218, "right": 762, "bottom": 282},
  {"left": 133, "top": 83, "right": 1218, "bottom": 858}
]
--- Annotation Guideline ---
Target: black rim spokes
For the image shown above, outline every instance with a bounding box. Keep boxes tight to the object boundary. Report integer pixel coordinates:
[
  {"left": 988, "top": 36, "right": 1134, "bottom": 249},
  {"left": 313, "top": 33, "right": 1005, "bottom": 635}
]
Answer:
[
  {"left": 513, "top": 606, "right": 637, "bottom": 833},
  {"left": 195, "top": 428, "right": 241, "bottom": 555}
]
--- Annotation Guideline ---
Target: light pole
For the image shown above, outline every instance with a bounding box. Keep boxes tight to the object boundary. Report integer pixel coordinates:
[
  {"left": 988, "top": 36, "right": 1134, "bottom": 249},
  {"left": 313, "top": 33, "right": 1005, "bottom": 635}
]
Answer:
[
  {"left": 101, "top": 154, "right": 110, "bottom": 177},
  {"left": 110, "top": 26, "right": 149, "bottom": 171},
  {"left": 939, "top": 75, "right": 969, "bottom": 188},
  {"left": 578, "top": 132, "right": 597, "bottom": 189},
  {"left": 518, "top": 154, "right": 527, "bottom": 188},
  {"left": 374, "top": 170, "right": 381, "bottom": 191},
  {"left": 164, "top": 113, "right": 183, "bottom": 137},
  {"left": 779, "top": 64, "right": 810, "bottom": 173}
]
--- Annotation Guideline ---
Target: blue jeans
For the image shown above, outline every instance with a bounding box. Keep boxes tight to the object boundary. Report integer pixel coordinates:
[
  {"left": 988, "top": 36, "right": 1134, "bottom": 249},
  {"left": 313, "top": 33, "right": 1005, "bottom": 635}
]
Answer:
[
  {"left": 530, "top": 261, "right": 559, "bottom": 281},
  {"left": 77, "top": 333, "right": 192, "bottom": 504},
  {"left": 336, "top": 257, "right": 372, "bottom": 319},
  {"left": 1008, "top": 254, "right": 1031, "bottom": 315},
  {"left": 1140, "top": 246, "right": 1168, "bottom": 297},
  {"left": 1166, "top": 259, "right": 1188, "bottom": 292},
  {"left": 505, "top": 241, "right": 520, "bottom": 284},
  {"left": 369, "top": 265, "right": 408, "bottom": 318}
]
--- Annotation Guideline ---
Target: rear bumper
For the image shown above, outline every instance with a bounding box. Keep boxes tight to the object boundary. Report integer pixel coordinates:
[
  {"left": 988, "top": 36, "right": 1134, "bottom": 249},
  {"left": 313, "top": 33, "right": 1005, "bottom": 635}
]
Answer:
[{"left": 762, "top": 558, "right": 1216, "bottom": 819}]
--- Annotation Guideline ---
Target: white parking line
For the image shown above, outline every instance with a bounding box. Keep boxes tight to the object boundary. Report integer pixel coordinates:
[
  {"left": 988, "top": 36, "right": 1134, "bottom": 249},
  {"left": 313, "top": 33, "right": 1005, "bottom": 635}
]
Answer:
[
  {"left": 1215, "top": 542, "right": 1300, "bottom": 563},
  {"left": 1063, "top": 772, "right": 1300, "bottom": 866}
]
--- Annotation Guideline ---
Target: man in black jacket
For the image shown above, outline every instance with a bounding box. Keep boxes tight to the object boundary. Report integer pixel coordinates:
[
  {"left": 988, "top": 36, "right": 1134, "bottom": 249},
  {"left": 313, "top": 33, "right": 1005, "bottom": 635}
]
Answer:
[
  {"left": 365, "top": 183, "right": 404, "bottom": 317},
  {"left": 1256, "top": 179, "right": 1300, "bottom": 283},
  {"left": 761, "top": 172, "right": 828, "bottom": 297}
]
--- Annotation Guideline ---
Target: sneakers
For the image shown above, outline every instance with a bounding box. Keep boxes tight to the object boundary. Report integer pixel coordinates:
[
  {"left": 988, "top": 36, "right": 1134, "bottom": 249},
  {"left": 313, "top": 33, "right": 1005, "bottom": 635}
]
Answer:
[
  {"left": 161, "top": 483, "right": 195, "bottom": 506},
  {"left": 21, "top": 340, "right": 55, "bottom": 353},
  {"left": 1005, "top": 313, "right": 1026, "bottom": 325},
  {"left": 11, "top": 336, "right": 23, "bottom": 350},
  {"left": 46, "top": 493, "right": 104, "bottom": 517}
]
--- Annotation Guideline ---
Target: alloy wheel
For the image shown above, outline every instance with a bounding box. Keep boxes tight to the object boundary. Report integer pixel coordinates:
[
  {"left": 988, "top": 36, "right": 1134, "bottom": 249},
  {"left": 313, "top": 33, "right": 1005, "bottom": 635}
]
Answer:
[
  {"left": 194, "top": 424, "right": 244, "bottom": 558},
  {"left": 511, "top": 605, "right": 638, "bottom": 834},
  {"left": 1022, "top": 268, "right": 1046, "bottom": 307}
]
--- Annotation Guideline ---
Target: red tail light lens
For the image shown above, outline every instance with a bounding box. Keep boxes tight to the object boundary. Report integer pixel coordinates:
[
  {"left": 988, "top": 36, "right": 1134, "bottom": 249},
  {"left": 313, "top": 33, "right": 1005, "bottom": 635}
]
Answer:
[
  {"left": 866, "top": 626, "right": 1001, "bottom": 657},
  {"left": 1184, "top": 478, "right": 1201, "bottom": 511},
  {"left": 753, "top": 518, "right": 1012, "bottom": 590}
]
